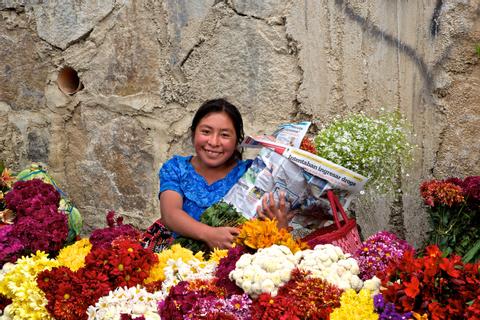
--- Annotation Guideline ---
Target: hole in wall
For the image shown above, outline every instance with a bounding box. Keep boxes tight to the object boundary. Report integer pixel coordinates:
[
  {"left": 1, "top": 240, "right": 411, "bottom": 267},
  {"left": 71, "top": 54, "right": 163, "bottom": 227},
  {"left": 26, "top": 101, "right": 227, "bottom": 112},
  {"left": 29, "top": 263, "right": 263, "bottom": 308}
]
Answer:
[{"left": 57, "top": 66, "right": 83, "bottom": 95}]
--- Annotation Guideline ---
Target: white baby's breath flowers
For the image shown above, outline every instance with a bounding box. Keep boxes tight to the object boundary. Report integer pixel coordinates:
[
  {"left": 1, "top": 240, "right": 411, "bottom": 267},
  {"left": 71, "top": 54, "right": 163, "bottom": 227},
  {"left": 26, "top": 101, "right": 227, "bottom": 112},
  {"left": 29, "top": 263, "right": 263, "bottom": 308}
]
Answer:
[
  {"left": 86, "top": 285, "right": 163, "bottom": 320},
  {"left": 295, "top": 244, "right": 363, "bottom": 291},
  {"left": 229, "top": 245, "right": 296, "bottom": 298},
  {"left": 314, "top": 111, "right": 413, "bottom": 194}
]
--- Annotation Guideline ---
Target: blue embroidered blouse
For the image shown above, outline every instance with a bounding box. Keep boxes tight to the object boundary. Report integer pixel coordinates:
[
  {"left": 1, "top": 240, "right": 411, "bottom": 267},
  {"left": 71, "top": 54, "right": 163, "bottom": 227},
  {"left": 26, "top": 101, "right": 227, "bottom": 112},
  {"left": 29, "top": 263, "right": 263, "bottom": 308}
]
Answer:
[{"left": 159, "top": 155, "right": 252, "bottom": 222}]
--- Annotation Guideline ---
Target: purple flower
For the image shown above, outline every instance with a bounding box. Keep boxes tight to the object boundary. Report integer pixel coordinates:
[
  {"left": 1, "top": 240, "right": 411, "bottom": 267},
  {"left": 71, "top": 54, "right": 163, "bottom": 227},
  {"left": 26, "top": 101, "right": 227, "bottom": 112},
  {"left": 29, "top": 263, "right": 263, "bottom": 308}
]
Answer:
[
  {"left": 214, "top": 245, "right": 249, "bottom": 296},
  {"left": 0, "top": 179, "right": 69, "bottom": 264},
  {"left": 89, "top": 211, "right": 140, "bottom": 249},
  {"left": 193, "top": 294, "right": 252, "bottom": 320},
  {"left": 5, "top": 179, "right": 60, "bottom": 218},
  {"left": 0, "top": 225, "right": 24, "bottom": 267},
  {"left": 354, "top": 231, "right": 414, "bottom": 280},
  {"left": 463, "top": 176, "right": 480, "bottom": 203},
  {"left": 374, "top": 293, "right": 413, "bottom": 320}
]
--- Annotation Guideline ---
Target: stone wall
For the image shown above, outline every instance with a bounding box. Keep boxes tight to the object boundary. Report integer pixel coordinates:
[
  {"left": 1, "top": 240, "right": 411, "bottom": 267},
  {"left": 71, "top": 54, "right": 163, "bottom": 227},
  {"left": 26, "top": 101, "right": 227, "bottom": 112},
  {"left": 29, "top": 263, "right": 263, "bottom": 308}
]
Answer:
[{"left": 1, "top": 0, "right": 479, "bottom": 246}]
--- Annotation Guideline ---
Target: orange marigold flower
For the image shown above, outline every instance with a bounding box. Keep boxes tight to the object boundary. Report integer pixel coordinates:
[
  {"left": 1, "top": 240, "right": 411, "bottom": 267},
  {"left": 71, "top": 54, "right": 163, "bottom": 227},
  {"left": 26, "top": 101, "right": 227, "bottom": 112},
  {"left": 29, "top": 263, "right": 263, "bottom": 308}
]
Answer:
[
  {"left": 236, "top": 218, "right": 308, "bottom": 253},
  {"left": 0, "top": 168, "right": 15, "bottom": 189}
]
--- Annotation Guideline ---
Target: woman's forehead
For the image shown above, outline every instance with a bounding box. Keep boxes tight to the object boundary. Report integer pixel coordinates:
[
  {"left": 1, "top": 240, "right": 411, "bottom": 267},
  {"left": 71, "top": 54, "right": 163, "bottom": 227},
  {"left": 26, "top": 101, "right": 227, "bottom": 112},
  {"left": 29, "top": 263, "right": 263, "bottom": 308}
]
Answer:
[{"left": 197, "top": 112, "right": 235, "bottom": 130}]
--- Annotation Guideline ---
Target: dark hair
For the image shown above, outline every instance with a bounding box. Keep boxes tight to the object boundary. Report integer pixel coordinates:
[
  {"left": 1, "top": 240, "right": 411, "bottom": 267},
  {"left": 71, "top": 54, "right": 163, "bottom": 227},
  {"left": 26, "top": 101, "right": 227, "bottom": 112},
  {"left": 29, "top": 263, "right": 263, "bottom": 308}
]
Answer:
[{"left": 191, "top": 98, "right": 244, "bottom": 160}]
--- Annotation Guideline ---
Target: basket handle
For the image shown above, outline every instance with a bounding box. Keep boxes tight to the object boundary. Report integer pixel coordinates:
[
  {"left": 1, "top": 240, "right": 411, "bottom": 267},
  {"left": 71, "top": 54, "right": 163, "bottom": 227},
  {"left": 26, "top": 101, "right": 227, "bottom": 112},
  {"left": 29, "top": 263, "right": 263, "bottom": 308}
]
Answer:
[{"left": 327, "top": 190, "right": 349, "bottom": 229}]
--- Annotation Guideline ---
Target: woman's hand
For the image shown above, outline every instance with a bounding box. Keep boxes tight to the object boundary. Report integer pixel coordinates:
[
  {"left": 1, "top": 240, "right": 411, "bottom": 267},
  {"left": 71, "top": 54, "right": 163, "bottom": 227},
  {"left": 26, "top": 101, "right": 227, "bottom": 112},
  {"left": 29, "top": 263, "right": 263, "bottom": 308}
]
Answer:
[
  {"left": 201, "top": 225, "right": 240, "bottom": 249},
  {"left": 256, "top": 191, "right": 294, "bottom": 230}
]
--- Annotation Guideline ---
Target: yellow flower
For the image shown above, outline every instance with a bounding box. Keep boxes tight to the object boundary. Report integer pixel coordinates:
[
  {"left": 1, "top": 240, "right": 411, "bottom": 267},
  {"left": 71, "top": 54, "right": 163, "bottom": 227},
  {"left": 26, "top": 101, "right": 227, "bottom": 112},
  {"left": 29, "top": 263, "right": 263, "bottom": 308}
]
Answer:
[
  {"left": 144, "top": 244, "right": 204, "bottom": 283},
  {"left": 0, "top": 251, "right": 58, "bottom": 320},
  {"left": 330, "top": 289, "right": 377, "bottom": 320},
  {"left": 56, "top": 238, "right": 92, "bottom": 271},
  {"left": 235, "top": 218, "right": 308, "bottom": 253},
  {"left": 208, "top": 248, "right": 229, "bottom": 263},
  {"left": 412, "top": 312, "right": 429, "bottom": 320}
]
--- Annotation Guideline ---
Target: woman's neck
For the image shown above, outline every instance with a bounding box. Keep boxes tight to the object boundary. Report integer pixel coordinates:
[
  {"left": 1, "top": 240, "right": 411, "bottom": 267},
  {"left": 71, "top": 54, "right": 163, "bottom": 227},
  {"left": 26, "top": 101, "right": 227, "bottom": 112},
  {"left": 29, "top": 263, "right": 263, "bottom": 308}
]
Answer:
[{"left": 191, "top": 156, "right": 237, "bottom": 185}]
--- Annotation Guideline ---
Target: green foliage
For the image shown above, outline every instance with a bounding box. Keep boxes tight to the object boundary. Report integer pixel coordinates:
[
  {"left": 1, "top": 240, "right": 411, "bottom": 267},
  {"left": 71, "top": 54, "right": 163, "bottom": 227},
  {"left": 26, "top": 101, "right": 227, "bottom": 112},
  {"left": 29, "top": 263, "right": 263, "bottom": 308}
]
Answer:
[
  {"left": 421, "top": 177, "right": 480, "bottom": 263},
  {"left": 476, "top": 44, "right": 480, "bottom": 58},
  {"left": 427, "top": 203, "right": 480, "bottom": 263},
  {"left": 173, "top": 201, "right": 247, "bottom": 253}
]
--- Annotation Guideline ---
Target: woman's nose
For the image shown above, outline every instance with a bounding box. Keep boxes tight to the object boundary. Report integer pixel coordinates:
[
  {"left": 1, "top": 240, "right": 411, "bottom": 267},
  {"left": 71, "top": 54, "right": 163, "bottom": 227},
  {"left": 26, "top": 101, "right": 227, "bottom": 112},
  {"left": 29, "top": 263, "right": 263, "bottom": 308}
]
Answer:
[{"left": 208, "top": 134, "right": 220, "bottom": 146}]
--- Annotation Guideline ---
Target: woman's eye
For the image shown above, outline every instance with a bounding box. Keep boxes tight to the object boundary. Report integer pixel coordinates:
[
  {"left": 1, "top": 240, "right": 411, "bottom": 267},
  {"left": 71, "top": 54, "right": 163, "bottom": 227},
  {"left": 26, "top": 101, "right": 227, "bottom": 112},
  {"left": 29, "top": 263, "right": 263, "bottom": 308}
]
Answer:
[
  {"left": 222, "top": 133, "right": 232, "bottom": 138},
  {"left": 201, "top": 130, "right": 210, "bottom": 135}
]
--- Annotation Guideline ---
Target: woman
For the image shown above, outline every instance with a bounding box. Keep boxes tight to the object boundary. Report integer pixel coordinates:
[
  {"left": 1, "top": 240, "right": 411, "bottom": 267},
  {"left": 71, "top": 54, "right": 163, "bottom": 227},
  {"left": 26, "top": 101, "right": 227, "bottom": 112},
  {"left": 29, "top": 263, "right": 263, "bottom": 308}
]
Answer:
[{"left": 159, "top": 99, "right": 289, "bottom": 249}]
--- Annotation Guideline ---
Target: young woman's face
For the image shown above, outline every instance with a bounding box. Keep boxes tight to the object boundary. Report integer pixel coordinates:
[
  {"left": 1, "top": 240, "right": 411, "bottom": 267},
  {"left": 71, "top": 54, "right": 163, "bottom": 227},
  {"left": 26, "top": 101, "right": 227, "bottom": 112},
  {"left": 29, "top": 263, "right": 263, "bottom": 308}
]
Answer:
[{"left": 193, "top": 111, "right": 237, "bottom": 169}]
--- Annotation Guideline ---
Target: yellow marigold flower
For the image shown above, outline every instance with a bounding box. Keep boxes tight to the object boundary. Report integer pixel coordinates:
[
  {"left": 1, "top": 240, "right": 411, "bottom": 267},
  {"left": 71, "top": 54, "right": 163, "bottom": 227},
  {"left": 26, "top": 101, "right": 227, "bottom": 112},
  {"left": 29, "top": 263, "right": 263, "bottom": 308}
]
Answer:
[
  {"left": 0, "top": 251, "right": 58, "bottom": 320},
  {"left": 208, "top": 248, "right": 229, "bottom": 263},
  {"left": 330, "top": 289, "right": 377, "bottom": 320},
  {"left": 56, "top": 238, "right": 92, "bottom": 271},
  {"left": 144, "top": 244, "right": 205, "bottom": 283},
  {"left": 235, "top": 218, "right": 308, "bottom": 253}
]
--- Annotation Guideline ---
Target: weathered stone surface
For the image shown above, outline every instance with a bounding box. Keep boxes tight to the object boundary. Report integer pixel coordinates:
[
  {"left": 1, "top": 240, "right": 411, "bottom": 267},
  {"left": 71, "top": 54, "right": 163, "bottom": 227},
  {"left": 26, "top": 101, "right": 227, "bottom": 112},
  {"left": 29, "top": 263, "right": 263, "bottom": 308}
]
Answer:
[
  {"left": 0, "top": 10, "right": 52, "bottom": 111},
  {"left": 62, "top": 105, "right": 157, "bottom": 234},
  {"left": 0, "top": 0, "right": 479, "bottom": 245},
  {"left": 70, "top": 1, "right": 169, "bottom": 97},
  {"left": 163, "top": 0, "right": 216, "bottom": 66},
  {"left": 230, "top": 0, "right": 289, "bottom": 19},
  {"left": 31, "top": 0, "right": 115, "bottom": 49},
  {"left": 182, "top": 12, "right": 300, "bottom": 133}
]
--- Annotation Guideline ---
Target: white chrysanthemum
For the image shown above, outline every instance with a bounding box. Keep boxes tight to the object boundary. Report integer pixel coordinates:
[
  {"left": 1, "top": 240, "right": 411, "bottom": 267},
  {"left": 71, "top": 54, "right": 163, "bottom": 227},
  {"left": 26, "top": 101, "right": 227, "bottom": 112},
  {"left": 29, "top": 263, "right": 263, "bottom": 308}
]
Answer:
[
  {"left": 161, "top": 257, "right": 217, "bottom": 295},
  {"left": 86, "top": 285, "right": 163, "bottom": 320},
  {"left": 229, "top": 244, "right": 296, "bottom": 298},
  {"left": 296, "top": 244, "right": 363, "bottom": 291}
]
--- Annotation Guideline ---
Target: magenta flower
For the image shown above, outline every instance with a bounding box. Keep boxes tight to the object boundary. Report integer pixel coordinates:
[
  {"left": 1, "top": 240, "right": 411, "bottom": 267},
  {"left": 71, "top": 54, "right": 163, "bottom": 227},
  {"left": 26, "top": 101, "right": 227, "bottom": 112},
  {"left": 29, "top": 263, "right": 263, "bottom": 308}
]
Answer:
[{"left": 354, "top": 231, "right": 414, "bottom": 280}]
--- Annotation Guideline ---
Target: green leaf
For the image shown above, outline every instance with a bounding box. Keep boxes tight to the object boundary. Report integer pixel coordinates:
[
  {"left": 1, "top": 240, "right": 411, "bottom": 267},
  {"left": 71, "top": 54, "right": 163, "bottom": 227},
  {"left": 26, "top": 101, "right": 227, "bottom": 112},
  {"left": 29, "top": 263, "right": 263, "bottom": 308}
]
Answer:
[{"left": 462, "top": 238, "right": 480, "bottom": 263}]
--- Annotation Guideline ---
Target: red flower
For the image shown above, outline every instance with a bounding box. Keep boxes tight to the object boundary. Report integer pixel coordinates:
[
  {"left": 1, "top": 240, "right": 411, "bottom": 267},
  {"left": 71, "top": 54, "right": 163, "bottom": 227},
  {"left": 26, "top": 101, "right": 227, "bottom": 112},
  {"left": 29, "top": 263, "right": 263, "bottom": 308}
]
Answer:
[
  {"left": 251, "top": 269, "right": 342, "bottom": 320},
  {"left": 420, "top": 180, "right": 465, "bottom": 207},
  {"left": 404, "top": 276, "right": 420, "bottom": 298},
  {"left": 300, "top": 137, "right": 317, "bottom": 155},
  {"left": 439, "top": 255, "right": 462, "bottom": 278},
  {"left": 381, "top": 245, "right": 480, "bottom": 319}
]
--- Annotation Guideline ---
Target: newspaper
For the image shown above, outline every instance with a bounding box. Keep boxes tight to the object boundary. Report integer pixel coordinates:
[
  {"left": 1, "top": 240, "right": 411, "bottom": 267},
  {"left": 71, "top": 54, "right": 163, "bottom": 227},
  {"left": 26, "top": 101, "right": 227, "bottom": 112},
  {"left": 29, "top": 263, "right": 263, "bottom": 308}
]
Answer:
[{"left": 241, "top": 135, "right": 368, "bottom": 208}]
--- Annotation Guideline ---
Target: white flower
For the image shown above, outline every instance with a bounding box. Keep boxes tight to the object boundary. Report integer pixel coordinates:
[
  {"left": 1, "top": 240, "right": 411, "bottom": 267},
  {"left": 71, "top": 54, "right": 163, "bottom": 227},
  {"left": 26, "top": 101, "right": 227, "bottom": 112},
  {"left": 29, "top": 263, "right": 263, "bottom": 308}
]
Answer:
[
  {"left": 87, "top": 285, "right": 163, "bottom": 320},
  {"left": 296, "top": 244, "right": 364, "bottom": 291},
  {"left": 161, "top": 257, "right": 217, "bottom": 295},
  {"left": 363, "top": 276, "right": 382, "bottom": 295},
  {"left": 229, "top": 245, "right": 296, "bottom": 298}
]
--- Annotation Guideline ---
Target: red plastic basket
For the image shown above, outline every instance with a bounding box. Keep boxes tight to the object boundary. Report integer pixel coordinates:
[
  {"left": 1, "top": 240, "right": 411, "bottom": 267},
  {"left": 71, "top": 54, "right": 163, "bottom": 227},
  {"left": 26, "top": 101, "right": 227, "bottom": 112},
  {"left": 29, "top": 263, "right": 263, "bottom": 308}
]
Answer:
[{"left": 301, "top": 190, "right": 361, "bottom": 254}]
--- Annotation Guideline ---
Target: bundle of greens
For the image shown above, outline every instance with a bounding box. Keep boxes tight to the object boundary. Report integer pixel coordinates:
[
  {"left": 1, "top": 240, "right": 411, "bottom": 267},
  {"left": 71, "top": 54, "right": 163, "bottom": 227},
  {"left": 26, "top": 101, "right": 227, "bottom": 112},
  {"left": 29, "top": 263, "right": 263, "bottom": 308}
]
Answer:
[{"left": 174, "top": 201, "right": 247, "bottom": 253}]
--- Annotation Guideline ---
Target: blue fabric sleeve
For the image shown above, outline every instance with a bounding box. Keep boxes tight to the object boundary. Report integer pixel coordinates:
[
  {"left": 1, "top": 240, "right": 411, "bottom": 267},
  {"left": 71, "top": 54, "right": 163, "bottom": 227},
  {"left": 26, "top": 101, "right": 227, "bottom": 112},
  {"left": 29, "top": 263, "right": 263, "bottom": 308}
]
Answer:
[{"left": 159, "top": 157, "right": 184, "bottom": 197}]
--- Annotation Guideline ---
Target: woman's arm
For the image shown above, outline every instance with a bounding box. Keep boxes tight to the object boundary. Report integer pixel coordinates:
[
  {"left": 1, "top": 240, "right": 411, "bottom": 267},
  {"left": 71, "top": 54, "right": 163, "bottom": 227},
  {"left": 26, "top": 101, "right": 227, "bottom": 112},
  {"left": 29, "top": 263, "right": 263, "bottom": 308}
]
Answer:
[{"left": 160, "top": 190, "right": 239, "bottom": 249}]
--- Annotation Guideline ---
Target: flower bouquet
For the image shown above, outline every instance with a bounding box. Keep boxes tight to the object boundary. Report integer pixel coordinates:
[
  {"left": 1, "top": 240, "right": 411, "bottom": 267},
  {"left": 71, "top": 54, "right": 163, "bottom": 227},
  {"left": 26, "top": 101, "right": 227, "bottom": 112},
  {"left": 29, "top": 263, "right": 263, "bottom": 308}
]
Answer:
[
  {"left": 0, "top": 179, "right": 69, "bottom": 267},
  {"left": 420, "top": 176, "right": 480, "bottom": 262},
  {"left": 313, "top": 110, "right": 413, "bottom": 193}
]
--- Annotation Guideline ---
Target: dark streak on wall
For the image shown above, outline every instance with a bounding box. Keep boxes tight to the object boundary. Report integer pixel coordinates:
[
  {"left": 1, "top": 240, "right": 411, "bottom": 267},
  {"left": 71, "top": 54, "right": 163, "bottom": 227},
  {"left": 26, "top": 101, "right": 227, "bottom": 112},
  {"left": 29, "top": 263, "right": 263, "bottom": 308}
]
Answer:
[
  {"left": 334, "top": 0, "right": 434, "bottom": 91},
  {"left": 430, "top": 0, "right": 443, "bottom": 37}
]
